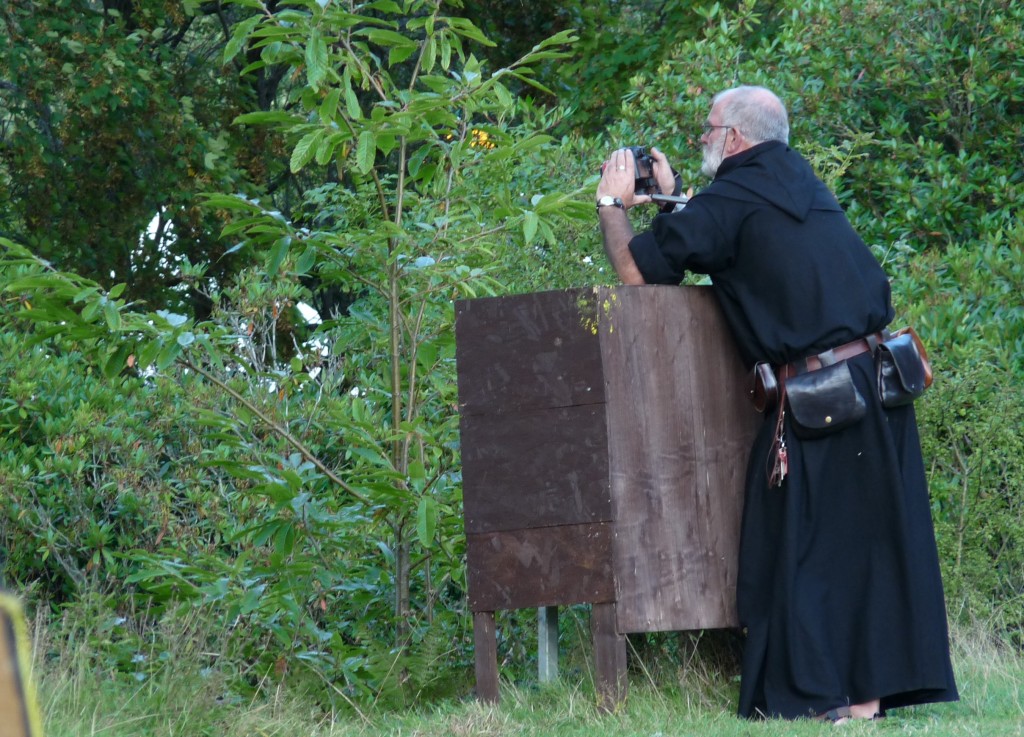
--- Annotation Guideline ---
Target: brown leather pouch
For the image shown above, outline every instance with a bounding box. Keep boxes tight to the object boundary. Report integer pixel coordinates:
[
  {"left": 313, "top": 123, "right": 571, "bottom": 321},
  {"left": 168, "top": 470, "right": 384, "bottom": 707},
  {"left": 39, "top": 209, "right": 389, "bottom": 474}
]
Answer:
[{"left": 749, "top": 361, "right": 778, "bottom": 413}]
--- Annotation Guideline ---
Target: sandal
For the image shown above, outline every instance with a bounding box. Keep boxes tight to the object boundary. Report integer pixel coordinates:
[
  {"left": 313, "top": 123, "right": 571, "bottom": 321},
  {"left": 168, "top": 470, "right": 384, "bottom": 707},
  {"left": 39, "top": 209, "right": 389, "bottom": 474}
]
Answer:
[
  {"left": 813, "top": 706, "right": 853, "bottom": 723},
  {"left": 813, "top": 706, "right": 885, "bottom": 723}
]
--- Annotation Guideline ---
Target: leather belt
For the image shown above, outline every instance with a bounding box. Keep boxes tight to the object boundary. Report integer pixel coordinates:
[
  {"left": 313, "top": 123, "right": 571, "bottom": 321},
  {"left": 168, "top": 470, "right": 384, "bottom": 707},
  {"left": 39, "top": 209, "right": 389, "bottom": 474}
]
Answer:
[{"left": 779, "top": 330, "right": 889, "bottom": 379}]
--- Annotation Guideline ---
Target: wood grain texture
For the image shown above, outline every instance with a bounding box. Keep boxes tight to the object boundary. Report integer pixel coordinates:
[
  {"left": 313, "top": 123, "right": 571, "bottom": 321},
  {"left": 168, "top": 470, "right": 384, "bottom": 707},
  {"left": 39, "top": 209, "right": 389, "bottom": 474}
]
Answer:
[
  {"left": 455, "top": 289, "right": 605, "bottom": 414},
  {"left": 455, "top": 286, "right": 758, "bottom": 635},
  {"left": 472, "top": 611, "right": 499, "bottom": 703},
  {"left": 460, "top": 404, "right": 610, "bottom": 534},
  {"left": 591, "top": 602, "right": 627, "bottom": 711},
  {"left": 598, "top": 286, "right": 760, "bottom": 633},
  {"left": 466, "top": 523, "right": 615, "bottom": 612}
]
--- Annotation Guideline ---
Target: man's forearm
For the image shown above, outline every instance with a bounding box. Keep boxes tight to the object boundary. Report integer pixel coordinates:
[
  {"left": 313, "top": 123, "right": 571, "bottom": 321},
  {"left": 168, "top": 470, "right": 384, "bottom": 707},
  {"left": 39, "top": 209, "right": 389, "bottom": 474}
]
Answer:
[{"left": 599, "top": 207, "right": 646, "bottom": 285}]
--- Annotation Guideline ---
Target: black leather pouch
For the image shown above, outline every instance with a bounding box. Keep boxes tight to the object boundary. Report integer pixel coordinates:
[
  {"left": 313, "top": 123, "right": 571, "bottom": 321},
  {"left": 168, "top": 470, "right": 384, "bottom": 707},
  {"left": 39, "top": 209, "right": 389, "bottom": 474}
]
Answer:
[
  {"left": 876, "top": 331, "right": 928, "bottom": 407},
  {"left": 785, "top": 361, "right": 866, "bottom": 439}
]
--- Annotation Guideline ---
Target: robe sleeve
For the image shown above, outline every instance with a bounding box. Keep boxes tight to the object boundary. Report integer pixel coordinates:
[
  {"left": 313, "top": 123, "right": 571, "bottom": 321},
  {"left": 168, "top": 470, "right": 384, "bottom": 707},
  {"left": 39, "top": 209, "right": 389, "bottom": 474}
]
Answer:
[{"left": 628, "top": 197, "right": 737, "bottom": 283}]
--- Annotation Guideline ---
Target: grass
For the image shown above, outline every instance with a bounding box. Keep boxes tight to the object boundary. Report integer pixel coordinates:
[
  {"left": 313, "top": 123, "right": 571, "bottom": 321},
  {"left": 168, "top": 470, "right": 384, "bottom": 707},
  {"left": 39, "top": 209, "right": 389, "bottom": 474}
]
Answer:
[
  {"left": 314, "top": 627, "right": 1024, "bottom": 737},
  {"left": 16, "top": 593, "right": 1015, "bottom": 737},
  {"left": 30, "top": 618, "right": 1024, "bottom": 737}
]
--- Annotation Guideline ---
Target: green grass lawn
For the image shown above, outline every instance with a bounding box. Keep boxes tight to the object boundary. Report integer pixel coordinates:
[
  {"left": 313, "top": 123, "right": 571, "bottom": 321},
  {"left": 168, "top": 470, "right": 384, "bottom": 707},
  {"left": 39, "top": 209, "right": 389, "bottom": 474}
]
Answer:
[{"left": 35, "top": 624, "right": 1022, "bottom": 737}]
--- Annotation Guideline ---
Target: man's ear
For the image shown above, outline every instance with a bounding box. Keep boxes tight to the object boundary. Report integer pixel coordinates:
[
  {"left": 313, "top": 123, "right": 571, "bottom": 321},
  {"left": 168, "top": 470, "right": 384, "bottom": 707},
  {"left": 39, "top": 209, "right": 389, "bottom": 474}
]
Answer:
[{"left": 725, "top": 128, "right": 745, "bottom": 156}]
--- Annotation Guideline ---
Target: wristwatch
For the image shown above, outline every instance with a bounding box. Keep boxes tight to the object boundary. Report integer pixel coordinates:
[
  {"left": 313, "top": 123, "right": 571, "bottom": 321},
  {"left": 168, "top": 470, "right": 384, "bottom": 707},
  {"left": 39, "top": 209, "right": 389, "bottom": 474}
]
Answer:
[{"left": 596, "top": 195, "right": 624, "bottom": 211}]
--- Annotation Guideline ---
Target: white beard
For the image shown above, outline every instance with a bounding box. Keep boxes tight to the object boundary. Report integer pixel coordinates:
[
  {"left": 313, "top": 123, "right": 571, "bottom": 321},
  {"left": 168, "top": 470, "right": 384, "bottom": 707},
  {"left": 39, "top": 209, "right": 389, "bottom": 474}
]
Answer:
[{"left": 701, "top": 143, "right": 724, "bottom": 178}]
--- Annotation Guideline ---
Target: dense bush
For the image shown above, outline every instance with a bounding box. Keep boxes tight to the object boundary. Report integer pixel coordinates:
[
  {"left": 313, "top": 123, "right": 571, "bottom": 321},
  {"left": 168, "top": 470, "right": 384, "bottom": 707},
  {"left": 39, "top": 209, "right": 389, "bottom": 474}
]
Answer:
[
  {"left": 899, "top": 238, "right": 1024, "bottom": 640},
  {"left": 0, "top": 290, "right": 475, "bottom": 706},
  {"left": 0, "top": 330, "right": 204, "bottom": 598},
  {"left": 602, "top": 0, "right": 1023, "bottom": 252}
]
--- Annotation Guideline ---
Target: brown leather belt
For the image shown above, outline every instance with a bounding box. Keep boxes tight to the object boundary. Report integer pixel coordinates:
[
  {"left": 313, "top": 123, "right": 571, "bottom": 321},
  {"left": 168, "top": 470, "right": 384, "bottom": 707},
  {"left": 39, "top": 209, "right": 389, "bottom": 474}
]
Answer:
[{"left": 779, "top": 330, "right": 889, "bottom": 379}]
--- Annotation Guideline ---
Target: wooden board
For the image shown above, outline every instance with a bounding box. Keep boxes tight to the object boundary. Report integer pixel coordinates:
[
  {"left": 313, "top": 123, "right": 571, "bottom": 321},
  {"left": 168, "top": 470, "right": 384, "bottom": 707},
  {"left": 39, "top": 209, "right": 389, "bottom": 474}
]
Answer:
[
  {"left": 598, "top": 286, "right": 759, "bottom": 633},
  {"left": 455, "top": 289, "right": 605, "bottom": 414},
  {"left": 466, "top": 523, "right": 616, "bottom": 611},
  {"left": 460, "top": 404, "right": 611, "bottom": 534},
  {"left": 455, "top": 286, "right": 757, "bottom": 631}
]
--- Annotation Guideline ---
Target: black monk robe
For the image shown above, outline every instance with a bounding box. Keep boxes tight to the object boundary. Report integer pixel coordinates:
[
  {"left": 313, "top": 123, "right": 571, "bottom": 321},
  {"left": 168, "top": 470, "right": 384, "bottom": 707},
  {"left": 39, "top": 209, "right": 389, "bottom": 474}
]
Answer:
[{"left": 629, "top": 141, "right": 959, "bottom": 719}]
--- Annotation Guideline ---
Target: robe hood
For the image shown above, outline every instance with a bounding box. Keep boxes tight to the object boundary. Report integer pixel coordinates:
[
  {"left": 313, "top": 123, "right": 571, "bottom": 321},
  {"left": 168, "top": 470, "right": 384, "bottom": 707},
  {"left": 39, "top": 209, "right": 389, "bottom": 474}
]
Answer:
[{"left": 707, "top": 140, "right": 837, "bottom": 221}]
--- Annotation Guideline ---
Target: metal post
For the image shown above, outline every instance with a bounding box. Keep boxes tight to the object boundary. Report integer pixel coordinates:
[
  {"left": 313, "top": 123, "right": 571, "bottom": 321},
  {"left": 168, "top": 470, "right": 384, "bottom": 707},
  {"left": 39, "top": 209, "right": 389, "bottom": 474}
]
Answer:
[{"left": 538, "top": 606, "right": 559, "bottom": 683}]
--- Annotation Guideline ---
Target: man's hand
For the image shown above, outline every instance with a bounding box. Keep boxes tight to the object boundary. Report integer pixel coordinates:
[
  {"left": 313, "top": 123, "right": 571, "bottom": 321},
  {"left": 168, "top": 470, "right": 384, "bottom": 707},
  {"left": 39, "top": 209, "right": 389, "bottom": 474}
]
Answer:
[
  {"left": 596, "top": 148, "right": 645, "bottom": 285},
  {"left": 602, "top": 146, "right": 675, "bottom": 205},
  {"left": 649, "top": 147, "right": 677, "bottom": 199},
  {"left": 597, "top": 148, "right": 638, "bottom": 207}
]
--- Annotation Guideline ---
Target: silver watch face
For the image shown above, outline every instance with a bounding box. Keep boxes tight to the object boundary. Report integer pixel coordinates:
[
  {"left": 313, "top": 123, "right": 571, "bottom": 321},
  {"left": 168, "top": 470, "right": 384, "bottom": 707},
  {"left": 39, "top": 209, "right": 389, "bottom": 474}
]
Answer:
[{"left": 598, "top": 196, "right": 617, "bottom": 207}]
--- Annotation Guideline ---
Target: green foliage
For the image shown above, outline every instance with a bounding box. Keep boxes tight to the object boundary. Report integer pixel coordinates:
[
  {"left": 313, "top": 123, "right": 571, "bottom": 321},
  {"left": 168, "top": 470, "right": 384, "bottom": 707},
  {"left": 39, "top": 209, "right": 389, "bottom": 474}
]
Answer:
[
  {"left": 454, "top": 1, "right": 686, "bottom": 132},
  {"left": 603, "top": 0, "right": 1023, "bottom": 253},
  {"left": 0, "top": 0, "right": 261, "bottom": 312},
  {"left": 783, "top": 0, "right": 1024, "bottom": 249},
  {"left": 2, "top": 0, "right": 596, "bottom": 707},
  {"left": 899, "top": 239, "right": 1024, "bottom": 638},
  {"left": 0, "top": 330, "right": 197, "bottom": 598},
  {"left": 0, "top": 250, "right": 468, "bottom": 704}
]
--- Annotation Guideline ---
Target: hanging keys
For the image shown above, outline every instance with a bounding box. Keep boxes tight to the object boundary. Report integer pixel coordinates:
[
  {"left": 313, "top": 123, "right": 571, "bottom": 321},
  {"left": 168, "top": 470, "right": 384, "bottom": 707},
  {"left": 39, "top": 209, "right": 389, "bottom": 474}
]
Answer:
[
  {"left": 768, "top": 409, "right": 788, "bottom": 488},
  {"left": 776, "top": 439, "right": 788, "bottom": 486}
]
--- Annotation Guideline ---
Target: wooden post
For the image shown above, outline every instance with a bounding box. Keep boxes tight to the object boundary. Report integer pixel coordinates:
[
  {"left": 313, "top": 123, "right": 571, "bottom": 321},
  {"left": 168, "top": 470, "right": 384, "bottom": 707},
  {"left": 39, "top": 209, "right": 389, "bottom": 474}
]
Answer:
[
  {"left": 538, "top": 606, "right": 559, "bottom": 683},
  {"left": 591, "top": 602, "right": 627, "bottom": 711},
  {"left": 473, "top": 611, "right": 499, "bottom": 703}
]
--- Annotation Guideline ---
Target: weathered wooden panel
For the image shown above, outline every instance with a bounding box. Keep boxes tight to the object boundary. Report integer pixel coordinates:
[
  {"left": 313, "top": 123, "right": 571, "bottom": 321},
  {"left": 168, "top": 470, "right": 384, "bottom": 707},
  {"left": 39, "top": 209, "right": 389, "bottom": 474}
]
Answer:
[
  {"left": 598, "top": 286, "right": 759, "bottom": 633},
  {"left": 455, "top": 289, "right": 605, "bottom": 414},
  {"left": 461, "top": 404, "right": 611, "bottom": 534},
  {"left": 466, "top": 523, "right": 615, "bottom": 612}
]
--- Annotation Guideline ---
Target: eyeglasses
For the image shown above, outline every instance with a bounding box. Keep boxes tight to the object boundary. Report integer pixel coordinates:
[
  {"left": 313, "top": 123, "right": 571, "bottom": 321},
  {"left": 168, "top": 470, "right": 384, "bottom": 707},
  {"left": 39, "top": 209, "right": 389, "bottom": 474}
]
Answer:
[{"left": 702, "top": 123, "right": 732, "bottom": 135}]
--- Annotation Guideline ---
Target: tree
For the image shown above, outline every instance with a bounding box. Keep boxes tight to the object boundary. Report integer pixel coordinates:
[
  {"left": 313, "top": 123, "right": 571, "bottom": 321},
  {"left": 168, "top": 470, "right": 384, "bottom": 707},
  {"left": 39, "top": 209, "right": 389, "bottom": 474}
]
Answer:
[
  {"left": 2, "top": 0, "right": 592, "bottom": 704},
  {"left": 454, "top": 0, "right": 725, "bottom": 133},
  {"left": 0, "top": 0, "right": 265, "bottom": 314}
]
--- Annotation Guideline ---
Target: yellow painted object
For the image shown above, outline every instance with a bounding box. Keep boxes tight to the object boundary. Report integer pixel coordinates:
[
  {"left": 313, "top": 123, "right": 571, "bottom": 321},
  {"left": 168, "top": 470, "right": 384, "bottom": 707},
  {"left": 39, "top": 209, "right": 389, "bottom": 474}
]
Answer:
[{"left": 0, "top": 593, "right": 43, "bottom": 737}]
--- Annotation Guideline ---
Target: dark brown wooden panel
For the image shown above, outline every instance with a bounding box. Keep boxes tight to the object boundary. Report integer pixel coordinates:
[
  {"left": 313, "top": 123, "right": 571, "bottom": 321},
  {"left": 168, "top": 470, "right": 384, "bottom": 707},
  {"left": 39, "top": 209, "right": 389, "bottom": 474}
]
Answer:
[
  {"left": 461, "top": 404, "right": 611, "bottom": 534},
  {"left": 466, "top": 523, "right": 615, "bottom": 612},
  {"left": 598, "top": 286, "right": 760, "bottom": 633},
  {"left": 455, "top": 289, "right": 605, "bottom": 414}
]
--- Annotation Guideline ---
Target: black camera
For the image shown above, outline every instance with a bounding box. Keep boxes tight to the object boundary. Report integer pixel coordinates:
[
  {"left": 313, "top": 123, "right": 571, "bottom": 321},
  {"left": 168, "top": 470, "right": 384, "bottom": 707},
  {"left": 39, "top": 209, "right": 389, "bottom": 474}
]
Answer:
[{"left": 628, "top": 146, "right": 658, "bottom": 195}]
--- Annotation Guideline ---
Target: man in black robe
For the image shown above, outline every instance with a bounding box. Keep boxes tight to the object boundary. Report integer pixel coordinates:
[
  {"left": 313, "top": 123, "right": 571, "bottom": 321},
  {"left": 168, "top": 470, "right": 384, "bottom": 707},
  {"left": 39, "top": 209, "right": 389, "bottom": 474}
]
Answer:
[{"left": 596, "top": 85, "right": 958, "bottom": 722}]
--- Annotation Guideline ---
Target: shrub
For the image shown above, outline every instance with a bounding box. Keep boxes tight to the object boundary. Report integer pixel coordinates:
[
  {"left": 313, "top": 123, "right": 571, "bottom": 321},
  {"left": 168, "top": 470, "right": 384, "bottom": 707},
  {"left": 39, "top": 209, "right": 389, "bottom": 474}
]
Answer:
[
  {"left": 894, "top": 237, "right": 1024, "bottom": 640},
  {"left": 599, "top": 0, "right": 1023, "bottom": 254}
]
